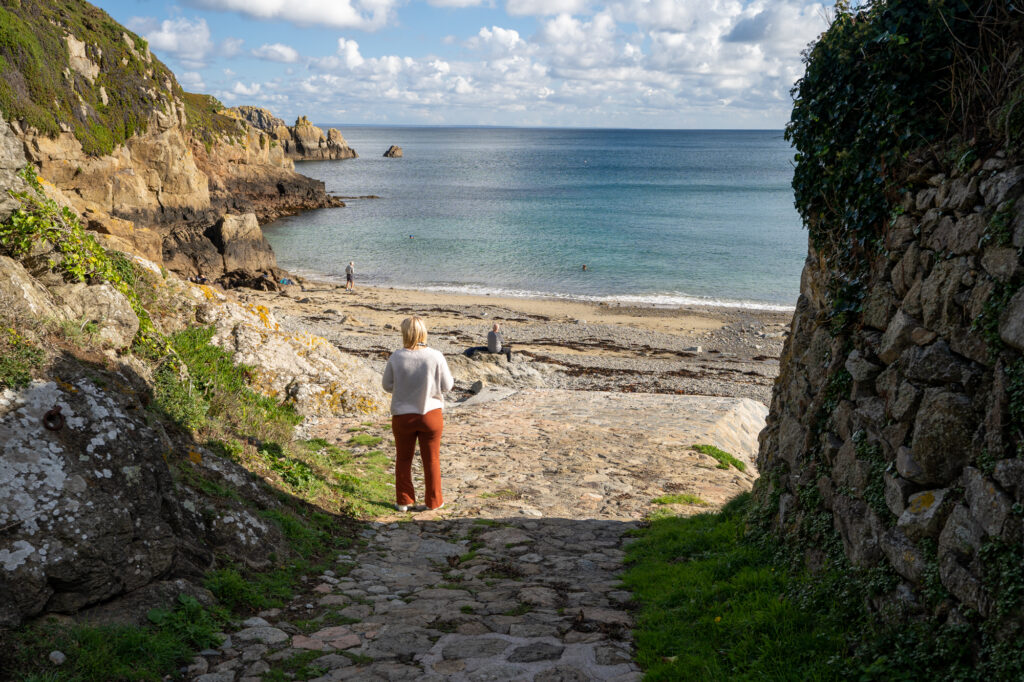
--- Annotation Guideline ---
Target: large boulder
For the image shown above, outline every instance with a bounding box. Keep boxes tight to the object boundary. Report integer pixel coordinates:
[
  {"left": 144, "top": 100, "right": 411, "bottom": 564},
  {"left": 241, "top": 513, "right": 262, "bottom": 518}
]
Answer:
[
  {"left": 0, "top": 379, "right": 184, "bottom": 626},
  {"left": 83, "top": 209, "right": 163, "bottom": 265},
  {"left": 195, "top": 292, "right": 388, "bottom": 418},
  {"left": 447, "top": 352, "right": 551, "bottom": 389},
  {"left": 0, "top": 112, "right": 29, "bottom": 223},
  {"left": 208, "top": 213, "right": 276, "bottom": 274},
  {"left": 383, "top": 145, "right": 403, "bottom": 158},
  {"left": 51, "top": 283, "right": 140, "bottom": 349},
  {"left": 0, "top": 256, "right": 65, "bottom": 322}
]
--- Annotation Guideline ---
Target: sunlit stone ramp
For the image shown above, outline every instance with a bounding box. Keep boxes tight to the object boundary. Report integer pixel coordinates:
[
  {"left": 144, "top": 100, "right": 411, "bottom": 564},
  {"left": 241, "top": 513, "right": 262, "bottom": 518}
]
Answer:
[{"left": 189, "top": 390, "right": 766, "bottom": 681}]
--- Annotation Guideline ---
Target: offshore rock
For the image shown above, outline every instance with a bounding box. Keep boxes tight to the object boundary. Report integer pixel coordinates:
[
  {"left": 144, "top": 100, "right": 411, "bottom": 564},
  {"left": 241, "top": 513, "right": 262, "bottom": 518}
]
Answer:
[{"left": 384, "top": 145, "right": 403, "bottom": 158}]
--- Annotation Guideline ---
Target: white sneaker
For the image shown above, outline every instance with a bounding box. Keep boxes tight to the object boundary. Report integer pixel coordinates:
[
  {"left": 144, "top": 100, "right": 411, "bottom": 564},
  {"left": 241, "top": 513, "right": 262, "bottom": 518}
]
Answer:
[
  {"left": 395, "top": 504, "right": 410, "bottom": 512},
  {"left": 427, "top": 502, "right": 445, "bottom": 511}
]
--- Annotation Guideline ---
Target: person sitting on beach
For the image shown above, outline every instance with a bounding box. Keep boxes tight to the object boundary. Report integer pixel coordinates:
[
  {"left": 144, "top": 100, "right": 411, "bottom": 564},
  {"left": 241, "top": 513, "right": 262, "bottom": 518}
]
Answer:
[{"left": 465, "top": 323, "right": 512, "bottom": 362}]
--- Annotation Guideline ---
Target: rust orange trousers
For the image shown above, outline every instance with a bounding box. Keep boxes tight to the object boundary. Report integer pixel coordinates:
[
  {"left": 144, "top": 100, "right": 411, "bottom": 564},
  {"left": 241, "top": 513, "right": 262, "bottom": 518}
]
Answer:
[{"left": 391, "top": 408, "right": 444, "bottom": 508}]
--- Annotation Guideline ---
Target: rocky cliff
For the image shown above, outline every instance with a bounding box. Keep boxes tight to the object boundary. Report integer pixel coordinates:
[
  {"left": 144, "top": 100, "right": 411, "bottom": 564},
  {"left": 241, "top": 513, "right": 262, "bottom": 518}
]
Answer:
[
  {"left": 754, "top": 0, "right": 1024, "bottom": 657},
  {"left": 227, "top": 108, "right": 358, "bottom": 161},
  {"left": 0, "top": 0, "right": 344, "bottom": 285},
  {"left": 0, "top": 105, "right": 387, "bottom": 626}
]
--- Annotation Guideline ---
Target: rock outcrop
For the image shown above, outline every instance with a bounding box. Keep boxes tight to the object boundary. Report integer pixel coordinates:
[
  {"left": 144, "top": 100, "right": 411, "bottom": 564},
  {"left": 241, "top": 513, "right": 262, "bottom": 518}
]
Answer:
[
  {"left": 0, "top": 250, "right": 387, "bottom": 626},
  {"left": 227, "top": 108, "right": 358, "bottom": 161},
  {"left": 383, "top": 145, "right": 403, "bottom": 158},
  {"left": 756, "top": 155, "right": 1024, "bottom": 620},
  {"left": 0, "top": 8, "right": 343, "bottom": 280}
]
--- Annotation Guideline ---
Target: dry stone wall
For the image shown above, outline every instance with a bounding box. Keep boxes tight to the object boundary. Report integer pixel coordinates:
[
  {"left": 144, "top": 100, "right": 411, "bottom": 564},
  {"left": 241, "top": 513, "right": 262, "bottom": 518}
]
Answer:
[{"left": 756, "top": 153, "right": 1024, "bottom": 621}]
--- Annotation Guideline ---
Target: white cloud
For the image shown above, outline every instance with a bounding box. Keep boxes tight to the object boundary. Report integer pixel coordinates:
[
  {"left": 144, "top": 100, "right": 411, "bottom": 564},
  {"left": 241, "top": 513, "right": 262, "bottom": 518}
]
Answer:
[
  {"left": 178, "top": 71, "right": 206, "bottom": 89},
  {"left": 232, "top": 81, "right": 262, "bottom": 96},
  {"left": 506, "top": 0, "right": 588, "bottom": 16},
  {"left": 220, "top": 37, "right": 245, "bottom": 57},
  {"left": 337, "top": 38, "right": 365, "bottom": 68},
  {"left": 253, "top": 43, "right": 300, "bottom": 63},
  {"left": 181, "top": 0, "right": 398, "bottom": 31},
  {"left": 428, "top": 0, "right": 485, "bottom": 6},
  {"left": 190, "top": 0, "right": 828, "bottom": 128},
  {"left": 128, "top": 16, "right": 213, "bottom": 69}
]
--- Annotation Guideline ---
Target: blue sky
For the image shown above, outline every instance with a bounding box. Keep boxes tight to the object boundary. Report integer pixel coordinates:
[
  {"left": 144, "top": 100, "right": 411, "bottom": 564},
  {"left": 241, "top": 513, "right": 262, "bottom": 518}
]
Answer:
[{"left": 95, "top": 0, "right": 829, "bottom": 129}]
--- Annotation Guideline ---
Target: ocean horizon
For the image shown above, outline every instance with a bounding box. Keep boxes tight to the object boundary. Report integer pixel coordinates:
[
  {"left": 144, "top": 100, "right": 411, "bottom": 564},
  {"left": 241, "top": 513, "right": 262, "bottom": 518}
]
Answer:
[{"left": 262, "top": 126, "right": 807, "bottom": 310}]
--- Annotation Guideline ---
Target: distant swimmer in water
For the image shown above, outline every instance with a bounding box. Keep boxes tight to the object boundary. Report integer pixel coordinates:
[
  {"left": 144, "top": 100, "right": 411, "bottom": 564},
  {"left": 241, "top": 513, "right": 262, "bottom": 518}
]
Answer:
[
  {"left": 582, "top": 264, "right": 587, "bottom": 271},
  {"left": 409, "top": 235, "right": 414, "bottom": 239}
]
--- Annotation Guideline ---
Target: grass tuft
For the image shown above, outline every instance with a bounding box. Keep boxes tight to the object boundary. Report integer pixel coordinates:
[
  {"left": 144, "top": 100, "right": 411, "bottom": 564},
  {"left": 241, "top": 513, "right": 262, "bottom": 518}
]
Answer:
[
  {"left": 692, "top": 444, "right": 747, "bottom": 472},
  {"left": 652, "top": 493, "right": 708, "bottom": 506}
]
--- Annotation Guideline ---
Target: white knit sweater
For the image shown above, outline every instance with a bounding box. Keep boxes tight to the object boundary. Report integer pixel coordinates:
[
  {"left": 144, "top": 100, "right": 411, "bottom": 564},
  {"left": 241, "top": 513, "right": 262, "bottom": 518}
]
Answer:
[{"left": 381, "top": 347, "right": 454, "bottom": 415}]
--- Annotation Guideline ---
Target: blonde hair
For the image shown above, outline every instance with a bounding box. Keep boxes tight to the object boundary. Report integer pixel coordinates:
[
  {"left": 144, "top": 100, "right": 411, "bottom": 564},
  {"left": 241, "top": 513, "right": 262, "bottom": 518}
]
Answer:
[{"left": 401, "top": 316, "right": 428, "bottom": 349}]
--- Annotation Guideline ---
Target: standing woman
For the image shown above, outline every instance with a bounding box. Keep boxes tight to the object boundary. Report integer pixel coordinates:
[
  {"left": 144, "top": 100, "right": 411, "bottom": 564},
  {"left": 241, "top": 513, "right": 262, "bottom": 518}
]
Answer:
[{"left": 381, "top": 316, "right": 454, "bottom": 512}]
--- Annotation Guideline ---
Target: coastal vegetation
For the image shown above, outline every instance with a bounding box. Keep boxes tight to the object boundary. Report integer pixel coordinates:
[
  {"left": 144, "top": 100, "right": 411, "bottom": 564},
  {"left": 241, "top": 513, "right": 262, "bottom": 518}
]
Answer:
[
  {"left": 0, "top": 0, "right": 179, "bottom": 155},
  {"left": 692, "top": 443, "right": 746, "bottom": 472},
  {"left": 0, "top": 163, "right": 391, "bottom": 678},
  {"left": 625, "top": 494, "right": 1024, "bottom": 680},
  {"left": 787, "top": 0, "right": 1023, "bottom": 333}
]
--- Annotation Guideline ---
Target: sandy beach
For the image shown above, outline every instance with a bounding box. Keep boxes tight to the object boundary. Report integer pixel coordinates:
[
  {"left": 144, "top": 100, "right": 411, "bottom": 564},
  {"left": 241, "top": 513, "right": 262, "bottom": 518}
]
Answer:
[{"left": 235, "top": 279, "right": 792, "bottom": 405}]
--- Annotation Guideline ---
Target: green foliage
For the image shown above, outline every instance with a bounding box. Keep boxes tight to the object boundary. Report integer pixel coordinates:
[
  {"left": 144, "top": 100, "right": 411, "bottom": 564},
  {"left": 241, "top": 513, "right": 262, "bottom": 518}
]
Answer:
[
  {"left": 692, "top": 443, "right": 746, "bottom": 472},
  {"left": 853, "top": 432, "right": 895, "bottom": 524},
  {"left": 262, "top": 650, "right": 329, "bottom": 682},
  {"left": 0, "top": 326, "right": 44, "bottom": 388},
  {"left": 260, "top": 508, "right": 334, "bottom": 559},
  {"left": 0, "top": 0, "right": 181, "bottom": 155},
  {"left": 348, "top": 432, "right": 383, "bottom": 447},
  {"left": 5, "top": 594, "right": 225, "bottom": 681},
  {"left": 152, "top": 362, "right": 209, "bottom": 432},
  {"left": 181, "top": 91, "right": 243, "bottom": 147},
  {"left": 154, "top": 325, "right": 300, "bottom": 440},
  {"left": 204, "top": 566, "right": 285, "bottom": 611},
  {"left": 983, "top": 201, "right": 1017, "bottom": 247},
  {"left": 624, "top": 494, "right": 853, "bottom": 679},
  {"left": 652, "top": 493, "right": 709, "bottom": 506},
  {"left": 973, "top": 279, "right": 1022, "bottom": 359},
  {"left": 787, "top": 1, "right": 1022, "bottom": 329},
  {"left": 625, "top": 493, "right": 1022, "bottom": 681},
  {"left": 1005, "top": 359, "right": 1024, "bottom": 454},
  {"left": 0, "top": 168, "right": 168, "bottom": 356}
]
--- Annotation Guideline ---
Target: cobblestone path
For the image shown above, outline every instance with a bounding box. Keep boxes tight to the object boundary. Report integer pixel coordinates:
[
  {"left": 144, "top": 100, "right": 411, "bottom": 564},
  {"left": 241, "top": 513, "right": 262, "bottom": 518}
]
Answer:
[{"left": 187, "top": 389, "right": 766, "bottom": 681}]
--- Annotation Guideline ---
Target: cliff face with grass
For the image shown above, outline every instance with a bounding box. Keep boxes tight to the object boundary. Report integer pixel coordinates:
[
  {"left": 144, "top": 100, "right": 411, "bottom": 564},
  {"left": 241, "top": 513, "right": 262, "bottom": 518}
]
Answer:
[
  {"left": 754, "top": 0, "right": 1024, "bottom": 672},
  {"left": 0, "top": 0, "right": 343, "bottom": 283},
  {"left": 0, "top": 101, "right": 388, "bottom": 632}
]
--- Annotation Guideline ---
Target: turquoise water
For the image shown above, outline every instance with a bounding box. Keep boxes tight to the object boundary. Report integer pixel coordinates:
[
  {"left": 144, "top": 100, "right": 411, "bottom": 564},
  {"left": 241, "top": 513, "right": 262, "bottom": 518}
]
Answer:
[{"left": 262, "top": 127, "right": 806, "bottom": 309}]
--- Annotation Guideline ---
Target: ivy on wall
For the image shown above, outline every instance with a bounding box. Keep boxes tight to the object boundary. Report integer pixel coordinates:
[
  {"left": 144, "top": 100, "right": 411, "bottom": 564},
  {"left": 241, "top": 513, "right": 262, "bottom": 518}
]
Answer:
[{"left": 786, "top": 0, "right": 1022, "bottom": 331}]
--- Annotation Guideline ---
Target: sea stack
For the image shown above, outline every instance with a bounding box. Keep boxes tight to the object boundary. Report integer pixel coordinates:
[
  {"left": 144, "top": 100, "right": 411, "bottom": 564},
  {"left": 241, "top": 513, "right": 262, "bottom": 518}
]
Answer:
[{"left": 383, "top": 145, "right": 403, "bottom": 158}]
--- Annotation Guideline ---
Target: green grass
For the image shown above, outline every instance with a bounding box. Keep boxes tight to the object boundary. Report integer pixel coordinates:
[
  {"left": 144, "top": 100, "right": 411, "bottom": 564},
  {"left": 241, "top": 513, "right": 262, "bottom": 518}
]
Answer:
[
  {"left": 153, "top": 325, "right": 301, "bottom": 442},
  {"left": 4, "top": 595, "right": 225, "bottom": 681},
  {"left": 479, "top": 489, "right": 519, "bottom": 500},
  {"left": 623, "top": 494, "right": 851, "bottom": 680},
  {"left": 262, "top": 649, "right": 329, "bottom": 682},
  {"left": 692, "top": 444, "right": 747, "bottom": 472},
  {"left": 0, "top": 326, "right": 44, "bottom": 389},
  {"left": 652, "top": 493, "right": 708, "bottom": 506},
  {"left": 348, "top": 433, "right": 383, "bottom": 447},
  {"left": 0, "top": 0, "right": 182, "bottom": 156},
  {"left": 624, "top": 493, "right": 1024, "bottom": 681}
]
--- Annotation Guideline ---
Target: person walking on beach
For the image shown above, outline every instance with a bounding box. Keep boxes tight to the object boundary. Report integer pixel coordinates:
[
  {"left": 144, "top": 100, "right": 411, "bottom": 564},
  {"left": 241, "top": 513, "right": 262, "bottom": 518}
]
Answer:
[
  {"left": 381, "top": 316, "right": 454, "bottom": 512},
  {"left": 345, "top": 261, "right": 355, "bottom": 290},
  {"left": 465, "top": 323, "right": 512, "bottom": 362}
]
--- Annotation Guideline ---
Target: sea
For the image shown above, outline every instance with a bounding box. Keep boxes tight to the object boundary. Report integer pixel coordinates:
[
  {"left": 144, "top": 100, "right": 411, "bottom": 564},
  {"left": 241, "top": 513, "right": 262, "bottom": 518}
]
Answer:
[{"left": 261, "top": 127, "right": 807, "bottom": 311}]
